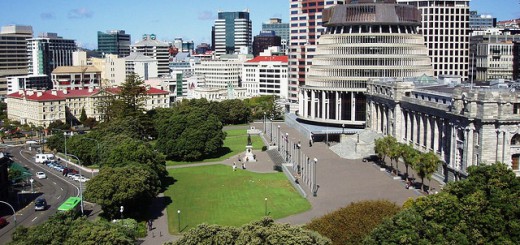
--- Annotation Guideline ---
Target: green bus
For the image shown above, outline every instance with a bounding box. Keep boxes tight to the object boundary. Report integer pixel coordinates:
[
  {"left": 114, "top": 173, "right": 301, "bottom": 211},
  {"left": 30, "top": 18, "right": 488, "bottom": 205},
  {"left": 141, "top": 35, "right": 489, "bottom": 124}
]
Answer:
[{"left": 57, "top": 197, "right": 81, "bottom": 213}]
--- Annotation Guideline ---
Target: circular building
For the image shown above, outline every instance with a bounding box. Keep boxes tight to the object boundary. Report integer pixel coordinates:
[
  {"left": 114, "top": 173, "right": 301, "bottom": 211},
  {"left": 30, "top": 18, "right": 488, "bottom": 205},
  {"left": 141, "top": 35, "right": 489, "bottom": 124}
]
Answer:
[{"left": 298, "top": 0, "right": 433, "bottom": 127}]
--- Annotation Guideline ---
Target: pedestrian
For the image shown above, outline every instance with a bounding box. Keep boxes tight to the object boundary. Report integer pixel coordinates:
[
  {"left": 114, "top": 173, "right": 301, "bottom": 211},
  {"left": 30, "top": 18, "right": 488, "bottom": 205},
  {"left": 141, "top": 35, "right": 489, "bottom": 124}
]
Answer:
[
  {"left": 238, "top": 155, "right": 242, "bottom": 162},
  {"left": 246, "top": 157, "right": 249, "bottom": 162},
  {"left": 233, "top": 162, "right": 237, "bottom": 171},
  {"left": 242, "top": 163, "right": 246, "bottom": 169},
  {"left": 148, "top": 219, "right": 153, "bottom": 231},
  {"left": 309, "top": 139, "right": 312, "bottom": 147}
]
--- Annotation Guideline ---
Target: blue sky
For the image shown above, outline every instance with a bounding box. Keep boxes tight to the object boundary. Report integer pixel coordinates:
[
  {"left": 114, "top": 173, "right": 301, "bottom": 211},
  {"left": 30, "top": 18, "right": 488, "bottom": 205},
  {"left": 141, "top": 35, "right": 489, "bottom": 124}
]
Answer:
[{"left": 0, "top": 0, "right": 518, "bottom": 49}]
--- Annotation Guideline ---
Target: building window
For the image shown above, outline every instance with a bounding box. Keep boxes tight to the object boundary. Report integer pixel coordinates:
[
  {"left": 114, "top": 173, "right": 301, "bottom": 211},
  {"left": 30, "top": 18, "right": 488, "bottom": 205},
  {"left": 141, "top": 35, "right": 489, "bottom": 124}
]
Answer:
[{"left": 514, "top": 104, "right": 520, "bottom": 114}]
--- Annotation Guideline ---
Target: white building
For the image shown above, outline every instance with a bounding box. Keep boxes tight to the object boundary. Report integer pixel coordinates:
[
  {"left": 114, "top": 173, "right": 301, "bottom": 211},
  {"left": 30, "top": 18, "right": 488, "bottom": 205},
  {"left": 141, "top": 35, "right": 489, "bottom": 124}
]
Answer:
[
  {"left": 125, "top": 52, "right": 158, "bottom": 80},
  {"left": 27, "top": 32, "right": 77, "bottom": 76},
  {"left": 131, "top": 34, "right": 170, "bottom": 76},
  {"left": 91, "top": 54, "right": 126, "bottom": 86},
  {"left": 6, "top": 86, "right": 169, "bottom": 127},
  {"left": 0, "top": 25, "right": 33, "bottom": 97},
  {"left": 242, "top": 56, "right": 288, "bottom": 99},
  {"left": 194, "top": 54, "right": 251, "bottom": 89},
  {"left": 397, "top": 0, "right": 470, "bottom": 80},
  {"left": 7, "top": 75, "right": 49, "bottom": 93},
  {"left": 288, "top": 0, "right": 343, "bottom": 110}
]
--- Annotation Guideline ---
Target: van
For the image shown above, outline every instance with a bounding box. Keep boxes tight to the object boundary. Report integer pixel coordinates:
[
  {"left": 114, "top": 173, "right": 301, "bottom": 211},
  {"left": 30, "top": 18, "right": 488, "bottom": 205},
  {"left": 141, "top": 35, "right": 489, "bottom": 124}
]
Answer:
[{"left": 35, "top": 154, "right": 55, "bottom": 163}]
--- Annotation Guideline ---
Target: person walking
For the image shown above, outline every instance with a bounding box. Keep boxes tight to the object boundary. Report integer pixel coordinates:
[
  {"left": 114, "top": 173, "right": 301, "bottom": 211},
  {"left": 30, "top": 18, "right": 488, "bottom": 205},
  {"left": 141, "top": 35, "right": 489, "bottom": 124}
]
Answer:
[{"left": 233, "top": 162, "right": 237, "bottom": 171}]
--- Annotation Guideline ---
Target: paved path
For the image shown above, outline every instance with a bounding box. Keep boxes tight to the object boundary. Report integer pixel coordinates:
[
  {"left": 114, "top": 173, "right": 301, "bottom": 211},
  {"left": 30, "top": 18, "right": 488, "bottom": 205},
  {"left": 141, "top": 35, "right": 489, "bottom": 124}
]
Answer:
[{"left": 141, "top": 122, "right": 444, "bottom": 243}]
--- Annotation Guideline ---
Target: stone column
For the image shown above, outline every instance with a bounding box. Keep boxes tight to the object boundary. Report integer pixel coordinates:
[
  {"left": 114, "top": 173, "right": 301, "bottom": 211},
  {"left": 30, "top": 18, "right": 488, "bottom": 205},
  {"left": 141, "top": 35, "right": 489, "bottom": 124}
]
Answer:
[
  {"left": 406, "top": 111, "right": 412, "bottom": 143},
  {"left": 496, "top": 129, "right": 503, "bottom": 163},
  {"left": 433, "top": 118, "right": 439, "bottom": 154},
  {"left": 426, "top": 115, "right": 432, "bottom": 151},
  {"left": 338, "top": 91, "right": 342, "bottom": 121},
  {"left": 465, "top": 125, "right": 474, "bottom": 168},
  {"left": 351, "top": 92, "right": 356, "bottom": 121},
  {"left": 310, "top": 90, "right": 316, "bottom": 119},
  {"left": 449, "top": 123, "right": 456, "bottom": 169}
]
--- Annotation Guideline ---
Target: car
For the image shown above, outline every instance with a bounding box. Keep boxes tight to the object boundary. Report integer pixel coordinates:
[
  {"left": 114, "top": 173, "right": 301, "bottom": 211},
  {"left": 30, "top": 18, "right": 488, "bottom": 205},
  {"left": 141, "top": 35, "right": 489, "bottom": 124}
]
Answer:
[
  {"left": 71, "top": 174, "right": 82, "bottom": 181},
  {"left": 78, "top": 177, "right": 90, "bottom": 183},
  {"left": 0, "top": 217, "right": 7, "bottom": 229},
  {"left": 36, "top": 172, "right": 47, "bottom": 179},
  {"left": 34, "top": 197, "right": 47, "bottom": 211}
]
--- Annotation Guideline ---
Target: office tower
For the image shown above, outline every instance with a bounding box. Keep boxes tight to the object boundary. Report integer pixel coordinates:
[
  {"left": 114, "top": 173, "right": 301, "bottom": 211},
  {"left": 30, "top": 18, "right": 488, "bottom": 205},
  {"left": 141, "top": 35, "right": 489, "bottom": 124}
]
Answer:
[
  {"left": 299, "top": 0, "right": 433, "bottom": 126},
  {"left": 252, "top": 31, "right": 281, "bottom": 57},
  {"left": 469, "top": 11, "right": 496, "bottom": 30},
  {"left": 213, "top": 11, "right": 252, "bottom": 55},
  {"left": 125, "top": 52, "right": 159, "bottom": 80},
  {"left": 0, "top": 25, "right": 33, "bottom": 96},
  {"left": 194, "top": 54, "right": 251, "bottom": 89},
  {"left": 242, "top": 55, "right": 288, "bottom": 98},
  {"left": 288, "top": 0, "right": 344, "bottom": 110},
  {"left": 27, "top": 32, "right": 77, "bottom": 77},
  {"left": 97, "top": 30, "right": 131, "bottom": 58},
  {"left": 471, "top": 33, "right": 520, "bottom": 81},
  {"left": 131, "top": 34, "right": 170, "bottom": 76},
  {"left": 397, "top": 0, "right": 470, "bottom": 80},
  {"left": 262, "top": 18, "right": 289, "bottom": 52}
]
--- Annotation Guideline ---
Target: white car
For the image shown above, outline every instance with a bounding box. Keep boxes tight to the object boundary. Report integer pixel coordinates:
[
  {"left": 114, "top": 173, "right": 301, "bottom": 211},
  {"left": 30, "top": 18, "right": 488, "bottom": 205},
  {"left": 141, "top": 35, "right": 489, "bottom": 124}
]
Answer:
[
  {"left": 36, "top": 172, "right": 47, "bottom": 179},
  {"left": 78, "top": 177, "right": 90, "bottom": 183}
]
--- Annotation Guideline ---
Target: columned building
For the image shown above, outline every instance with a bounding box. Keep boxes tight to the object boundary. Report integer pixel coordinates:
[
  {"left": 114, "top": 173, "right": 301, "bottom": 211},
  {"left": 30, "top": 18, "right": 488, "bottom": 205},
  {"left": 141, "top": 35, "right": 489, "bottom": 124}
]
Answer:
[
  {"left": 298, "top": 0, "right": 433, "bottom": 127},
  {"left": 367, "top": 78, "right": 520, "bottom": 180},
  {"left": 397, "top": 0, "right": 470, "bottom": 80}
]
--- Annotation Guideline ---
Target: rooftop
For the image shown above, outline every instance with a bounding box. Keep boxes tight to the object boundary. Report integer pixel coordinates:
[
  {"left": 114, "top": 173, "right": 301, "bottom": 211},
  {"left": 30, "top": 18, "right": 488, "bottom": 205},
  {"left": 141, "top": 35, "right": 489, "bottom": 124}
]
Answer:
[
  {"left": 246, "top": 56, "right": 288, "bottom": 63},
  {"left": 52, "top": 66, "right": 101, "bottom": 74}
]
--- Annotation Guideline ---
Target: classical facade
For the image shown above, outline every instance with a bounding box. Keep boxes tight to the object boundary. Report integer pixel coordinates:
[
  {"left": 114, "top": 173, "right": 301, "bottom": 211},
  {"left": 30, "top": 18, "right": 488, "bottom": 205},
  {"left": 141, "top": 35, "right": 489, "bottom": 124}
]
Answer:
[
  {"left": 6, "top": 86, "right": 169, "bottom": 127},
  {"left": 367, "top": 78, "right": 520, "bottom": 180},
  {"left": 298, "top": 0, "right": 433, "bottom": 127}
]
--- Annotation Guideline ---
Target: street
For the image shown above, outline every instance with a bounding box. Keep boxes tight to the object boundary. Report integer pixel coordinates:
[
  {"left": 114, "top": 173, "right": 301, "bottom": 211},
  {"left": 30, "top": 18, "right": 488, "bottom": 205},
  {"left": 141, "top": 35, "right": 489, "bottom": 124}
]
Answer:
[{"left": 0, "top": 145, "right": 81, "bottom": 243}]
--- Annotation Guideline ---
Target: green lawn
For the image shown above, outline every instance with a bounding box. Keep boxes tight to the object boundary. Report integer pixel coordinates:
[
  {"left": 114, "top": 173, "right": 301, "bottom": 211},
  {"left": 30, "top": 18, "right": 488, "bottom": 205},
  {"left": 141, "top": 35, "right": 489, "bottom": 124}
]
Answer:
[
  {"left": 166, "top": 129, "right": 264, "bottom": 166},
  {"left": 165, "top": 164, "right": 311, "bottom": 234}
]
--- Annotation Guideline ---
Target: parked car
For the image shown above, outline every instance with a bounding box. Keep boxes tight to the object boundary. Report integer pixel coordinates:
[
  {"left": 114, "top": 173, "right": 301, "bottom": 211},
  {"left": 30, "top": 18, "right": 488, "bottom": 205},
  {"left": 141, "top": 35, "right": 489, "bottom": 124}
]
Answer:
[
  {"left": 34, "top": 197, "right": 47, "bottom": 211},
  {"left": 0, "top": 217, "right": 7, "bottom": 229},
  {"left": 362, "top": 155, "right": 380, "bottom": 162},
  {"left": 36, "top": 172, "right": 47, "bottom": 179},
  {"left": 78, "top": 177, "right": 90, "bottom": 183}
]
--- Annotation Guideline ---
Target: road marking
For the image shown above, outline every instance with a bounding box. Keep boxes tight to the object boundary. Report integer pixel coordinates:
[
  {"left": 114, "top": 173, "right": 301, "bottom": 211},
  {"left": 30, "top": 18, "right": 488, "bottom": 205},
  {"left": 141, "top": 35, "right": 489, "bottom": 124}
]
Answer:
[
  {"left": 57, "top": 195, "right": 61, "bottom": 200},
  {"left": 53, "top": 182, "right": 56, "bottom": 185},
  {"left": 31, "top": 217, "right": 38, "bottom": 222},
  {"left": 60, "top": 187, "right": 64, "bottom": 191}
]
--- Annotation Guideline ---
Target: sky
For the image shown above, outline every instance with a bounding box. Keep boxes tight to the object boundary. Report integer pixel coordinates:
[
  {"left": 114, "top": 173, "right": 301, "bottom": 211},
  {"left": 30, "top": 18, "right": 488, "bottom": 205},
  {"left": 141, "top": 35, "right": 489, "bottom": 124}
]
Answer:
[{"left": 0, "top": 0, "right": 518, "bottom": 50}]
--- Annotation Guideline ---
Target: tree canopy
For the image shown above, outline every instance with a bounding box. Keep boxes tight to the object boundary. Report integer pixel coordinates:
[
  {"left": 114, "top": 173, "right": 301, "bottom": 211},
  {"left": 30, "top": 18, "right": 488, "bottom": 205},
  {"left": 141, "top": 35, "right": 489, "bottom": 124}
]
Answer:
[
  {"left": 168, "top": 217, "right": 332, "bottom": 245},
  {"left": 9, "top": 212, "right": 135, "bottom": 245},
  {"left": 84, "top": 165, "right": 161, "bottom": 219},
  {"left": 306, "top": 200, "right": 401, "bottom": 245},
  {"left": 364, "top": 163, "right": 520, "bottom": 244}
]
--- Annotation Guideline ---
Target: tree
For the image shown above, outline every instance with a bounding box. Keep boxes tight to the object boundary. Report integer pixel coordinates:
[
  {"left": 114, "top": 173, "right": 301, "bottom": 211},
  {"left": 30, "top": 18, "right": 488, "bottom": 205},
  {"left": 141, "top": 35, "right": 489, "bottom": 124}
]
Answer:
[
  {"left": 401, "top": 143, "right": 419, "bottom": 178},
  {"left": 306, "top": 200, "right": 401, "bottom": 245},
  {"left": 168, "top": 217, "right": 332, "bottom": 245},
  {"left": 47, "top": 120, "right": 70, "bottom": 132},
  {"left": 84, "top": 165, "right": 160, "bottom": 219},
  {"left": 374, "top": 137, "right": 389, "bottom": 164},
  {"left": 82, "top": 117, "right": 97, "bottom": 129},
  {"left": 79, "top": 107, "right": 87, "bottom": 123},
  {"left": 9, "top": 212, "right": 135, "bottom": 244},
  {"left": 385, "top": 137, "right": 400, "bottom": 174},
  {"left": 364, "top": 163, "right": 520, "bottom": 244},
  {"left": 416, "top": 151, "right": 441, "bottom": 191},
  {"left": 45, "top": 133, "right": 65, "bottom": 153}
]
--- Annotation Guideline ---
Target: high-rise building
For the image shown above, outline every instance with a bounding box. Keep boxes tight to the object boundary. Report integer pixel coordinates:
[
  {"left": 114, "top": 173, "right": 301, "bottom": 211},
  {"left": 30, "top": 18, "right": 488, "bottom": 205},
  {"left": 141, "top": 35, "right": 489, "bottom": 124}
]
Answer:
[
  {"left": 298, "top": 0, "right": 433, "bottom": 126},
  {"left": 252, "top": 31, "right": 282, "bottom": 57},
  {"left": 0, "top": 25, "right": 33, "bottom": 97},
  {"left": 131, "top": 34, "right": 170, "bottom": 76},
  {"left": 242, "top": 55, "right": 288, "bottom": 99},
  {"left": 97, "top": 30, "right": 131, "bottom": 58},
  {"left": 397, "top": 0, "right": 470, "bottom": 80},
  {"left": 213, "top": 11, "right": 252, "bottom": 55},
  {"left": 514, "top": 41, "right": 520, "bottom": 80},
  {"left": 262, "top": 18, "right": 289, "bottom": 53},
  {"left": 288, "top": 0, "right": 344, "bottom": 110},
  {"left": 124, "top": 52, "right": 159, "bottom": 80},
  {"left": 194, "top": 54, "right": 252, "bottom": 89},
  {"left": 27, "top": 32, "right": 77, "bottom": 77},
  {"left": 472, "top": 34, "right": 520, "bottom": 81},
  {"left": 469, "top": 11, "right": 496, "bottom": 30}
]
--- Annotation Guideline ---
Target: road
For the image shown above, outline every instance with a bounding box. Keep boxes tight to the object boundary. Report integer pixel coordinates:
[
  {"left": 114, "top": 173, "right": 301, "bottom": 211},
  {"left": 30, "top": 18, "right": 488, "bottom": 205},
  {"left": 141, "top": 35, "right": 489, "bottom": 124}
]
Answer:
[{"left": 0, "top": 146, "right": 81, "bottom": 243}]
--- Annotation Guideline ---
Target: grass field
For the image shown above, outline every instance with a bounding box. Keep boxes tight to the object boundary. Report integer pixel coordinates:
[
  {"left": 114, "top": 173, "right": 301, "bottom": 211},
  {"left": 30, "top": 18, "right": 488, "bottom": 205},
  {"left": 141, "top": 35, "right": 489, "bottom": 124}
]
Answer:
[
  {"left": 166, "top": 129, "right": 264, "bottom": 166},
  {"left": 165, "top": 164, "right": 311, "bottom": 234}
]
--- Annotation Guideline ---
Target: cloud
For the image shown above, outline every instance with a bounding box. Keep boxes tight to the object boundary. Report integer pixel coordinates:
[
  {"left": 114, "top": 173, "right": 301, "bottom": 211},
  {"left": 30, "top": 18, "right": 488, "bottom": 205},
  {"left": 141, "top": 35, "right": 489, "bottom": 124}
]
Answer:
[
  {"left": 40, "top": 12, "right": 55, "bottom": 20},
  {"left": 198, "top": 11, "right": 215, "bottom": 20},
  {"left": 68, "top": 8, "right": 93, "bottom": 19}
]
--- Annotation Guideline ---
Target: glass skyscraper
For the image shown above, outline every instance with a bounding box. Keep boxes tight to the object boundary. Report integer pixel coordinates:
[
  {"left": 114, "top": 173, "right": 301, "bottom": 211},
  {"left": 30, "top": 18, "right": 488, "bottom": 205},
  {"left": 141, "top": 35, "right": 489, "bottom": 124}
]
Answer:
[
  {"left": 97, "top": 30, "right": 131, "bottom": 58},
  {"left": 213, "top": 11, "right": 252, "bottom": 55}
]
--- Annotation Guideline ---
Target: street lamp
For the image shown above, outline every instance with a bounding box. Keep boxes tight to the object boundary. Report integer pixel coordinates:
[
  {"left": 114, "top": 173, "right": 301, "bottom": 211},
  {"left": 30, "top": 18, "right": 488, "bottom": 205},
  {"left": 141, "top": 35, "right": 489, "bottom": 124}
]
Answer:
[
  {"left": 313, "top": 158, "right": 318, "bottom": 197},
  {"left": 270, "top": 118, "right": 273, "bottom": 142},
  {"left": 277, "top": 126, "right": 280, "bottom": 152},
  {"left": 29, "top": 178, "right": 34, "bottom": 193},
  {"left": 63, "top": 132, "right": 68, "bottom": 167},
  {"left": 264, "top": 197, "right": 268, "bottom": 216},
  {"left": 65, "top": 153, "right": 84, "bottom": 215},
  {"left": 177, "top": 210, "right": 181, "bottom": 232},
  {"left": 263, "top": 112, "right": 266, "bottom": 133},
  {"left": 285, "top": 133, "right": 289, "bottom": 162},
  {"left": 0, "top": 201, "right": 16, "bottom": 227},
  {"left": 120, "top": 205, "right": 124, "bottom": 219}
]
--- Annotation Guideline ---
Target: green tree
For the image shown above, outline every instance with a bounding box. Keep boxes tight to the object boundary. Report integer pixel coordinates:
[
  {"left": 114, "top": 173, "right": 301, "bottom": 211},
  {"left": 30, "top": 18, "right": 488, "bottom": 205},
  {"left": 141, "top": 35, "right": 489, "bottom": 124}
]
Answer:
[
  {"left": 385, "top": 137, "right": 400, "bottom": 174},
  {"left": 306, "top": 200, "right": 401, "bottom": 245},
  {"left": 374, "top": 137, "right": 389, "bottom": 164},
  {"left": 79, "top": 107, "right": 87, "bottom": 123},
  {"left": 168, "top": 217, "right": 331, "bottom": 245},
  {"left": 47, "top": 120, "right": 71, "bottom": 132},
  {"left": 45, "top": 133, "right": 65, "bottom": 153},
  {"left": 84, "top": 165, "right": 160, "bottom": 219},
  {"left": 401, "top": 143, "right": 419, "bottom": 178},
  {"left": 82, "top": 117, "right": 97, "bottom": 129},
  {"left": 9, "top": 212, "right": 135, "bottom": 245},
  {"left": 416, "top": 151, "right": 441, "bottom": 191},
  {"left": 364, "top": 163, "right": 520, "bottom": 244}
]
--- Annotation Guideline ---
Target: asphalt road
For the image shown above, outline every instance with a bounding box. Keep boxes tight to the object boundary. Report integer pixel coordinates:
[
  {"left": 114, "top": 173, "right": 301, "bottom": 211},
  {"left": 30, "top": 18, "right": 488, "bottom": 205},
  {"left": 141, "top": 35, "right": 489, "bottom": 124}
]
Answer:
[{"left": 0, "top": 146, "right": 82, "bottom": 243}]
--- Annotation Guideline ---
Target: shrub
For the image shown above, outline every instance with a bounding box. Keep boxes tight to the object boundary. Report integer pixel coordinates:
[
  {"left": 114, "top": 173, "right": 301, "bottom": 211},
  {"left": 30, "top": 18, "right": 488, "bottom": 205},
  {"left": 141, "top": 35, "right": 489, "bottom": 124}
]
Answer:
[{"left": 306, "top": 200, "right": 400, "bottom": 245}]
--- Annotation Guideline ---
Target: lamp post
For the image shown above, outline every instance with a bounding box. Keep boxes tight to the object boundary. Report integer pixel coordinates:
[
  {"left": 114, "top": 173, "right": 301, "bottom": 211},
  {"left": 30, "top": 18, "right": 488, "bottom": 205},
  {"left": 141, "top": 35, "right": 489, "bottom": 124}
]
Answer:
[
  {"left": 120, "top": 206, "right": 124, "bottom": 219},
  {"left": 264, "top": 197, "right": 268, "bottom": 216},
  {"left": 177, "top": 210, "right": 181, "bottom": 232},
  {"left": 297, "top": 142, "right": 301, "bottom": 174},
  {"left": 0, "top": 201, "right": 16, "bottom": 227},
  {"left": 342, "top": 124, "right": 345, "bottom": 134},
  {"left": 270, "top": 118, "right": 273, "bottom": 142},
  {"left": 277, "top": 125, "right": 280, "bottom": 152},
  {"left": 263, "top": 112, "right": 266, "bottom": 133},
  {"left": 313, "top": 158, "right": 318, "bottom": 197},
  {"left": 29, "top": 178, "right": 34, "bottom": 193},
  {"left": 63, "top": 132, "right": 68, "bottom": 167},
  {"left": 65, "top": 153, "right": 84, "bottom": 215},
  {"left": 285, "top": 133, "right": 289, "bottom": 162}
]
